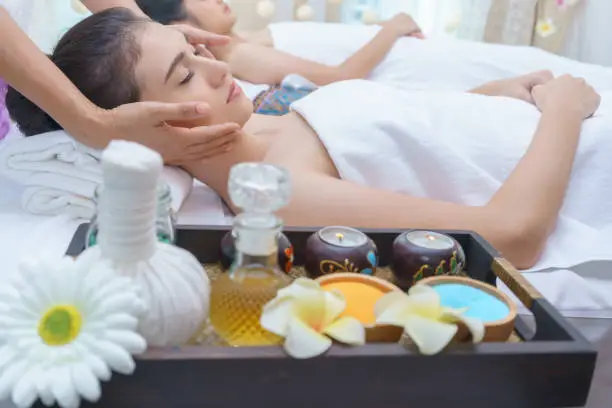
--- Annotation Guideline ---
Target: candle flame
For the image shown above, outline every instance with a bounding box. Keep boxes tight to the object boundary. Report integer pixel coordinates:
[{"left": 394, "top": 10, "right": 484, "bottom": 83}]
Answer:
[
  {"left": 426, "top": 234, "right": 436, "bottom": 241},
  {"left": 336, "top": 233, "right": 344, "bottom": 242}
]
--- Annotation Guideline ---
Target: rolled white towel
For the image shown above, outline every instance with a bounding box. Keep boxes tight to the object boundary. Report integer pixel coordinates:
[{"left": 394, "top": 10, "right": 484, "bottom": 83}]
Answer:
[{"left": 0, "top": 130, "right": 193, "bottom": 219}]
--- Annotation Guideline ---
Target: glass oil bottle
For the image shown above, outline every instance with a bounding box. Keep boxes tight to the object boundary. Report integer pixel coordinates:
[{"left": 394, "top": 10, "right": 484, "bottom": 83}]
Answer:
[{"left": 210, "top": 163, "right": 292, "bottom": 346}]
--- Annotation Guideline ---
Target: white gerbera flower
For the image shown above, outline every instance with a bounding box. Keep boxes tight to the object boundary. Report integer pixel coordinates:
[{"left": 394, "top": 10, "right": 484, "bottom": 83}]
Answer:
[{"left": 0, "top": 255, "right": 147, "bottom": 408}]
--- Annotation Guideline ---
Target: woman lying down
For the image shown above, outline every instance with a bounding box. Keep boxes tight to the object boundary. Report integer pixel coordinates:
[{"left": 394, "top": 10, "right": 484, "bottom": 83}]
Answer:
[{"left": 7, "top": 8, "right": 612, "bottom": 273}]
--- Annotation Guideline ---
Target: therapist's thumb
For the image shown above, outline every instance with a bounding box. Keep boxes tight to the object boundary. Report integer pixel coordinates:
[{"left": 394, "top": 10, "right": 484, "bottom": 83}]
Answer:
[{"left": 145, "top": 102, "right": 211, "bottom": 124}]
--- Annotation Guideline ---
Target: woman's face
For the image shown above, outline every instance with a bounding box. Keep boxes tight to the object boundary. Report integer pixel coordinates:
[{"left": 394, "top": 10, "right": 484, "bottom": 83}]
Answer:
[
  {"left": 184, "top": 0, "right": 236, "bottom": 34},
  {"left": 135, "top": 22, "right": 253, "bottom": 128}
]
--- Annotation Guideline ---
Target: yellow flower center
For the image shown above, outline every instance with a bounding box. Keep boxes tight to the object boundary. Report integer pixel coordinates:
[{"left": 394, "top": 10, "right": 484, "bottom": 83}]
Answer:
[{"left": 38, "top": 305, "right": 83, "bottom": 346}]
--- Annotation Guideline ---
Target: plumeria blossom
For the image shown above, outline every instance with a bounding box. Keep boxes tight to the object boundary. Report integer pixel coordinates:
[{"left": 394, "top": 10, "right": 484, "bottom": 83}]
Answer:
[
  {"left": 536, "top": 18, "right": 558, "bottom": 38},
  {"left": 260, "top": 278, "right": 365, "bottom": 359},
  {"left": 0, "top": 254, "right": 147, "bottom": 408},
  {"left": 375, "top": 284, "right": 485, "bottom": 355}
]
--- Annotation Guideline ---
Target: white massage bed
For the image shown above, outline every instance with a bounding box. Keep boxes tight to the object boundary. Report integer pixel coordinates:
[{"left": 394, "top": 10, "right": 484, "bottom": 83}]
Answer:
[{"left": 236, "top": 22, "right": 612, "bottom": 99}]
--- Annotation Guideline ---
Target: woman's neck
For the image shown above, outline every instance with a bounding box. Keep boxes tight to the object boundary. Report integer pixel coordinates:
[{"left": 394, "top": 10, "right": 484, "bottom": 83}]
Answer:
[
  {"left": 182, "top": 114, "right": 282, "bottom": 205},
  {"left": 228, "top": 30, "right": 245, "bottom": 42}
]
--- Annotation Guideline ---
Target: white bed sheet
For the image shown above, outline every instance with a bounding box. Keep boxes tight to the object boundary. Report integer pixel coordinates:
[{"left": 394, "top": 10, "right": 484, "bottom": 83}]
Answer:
[
  {"left": 268, "top": 22, "right": 612, "bottom": 92},
  {"left": 0, "top": 176, "right": 229, "bottom": 284},
  {"left": 176, "top": 180, "right": 232, "bottom": 226}
]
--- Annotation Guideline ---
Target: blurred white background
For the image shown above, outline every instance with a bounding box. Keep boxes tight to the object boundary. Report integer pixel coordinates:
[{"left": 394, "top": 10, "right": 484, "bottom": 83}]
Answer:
[
  {"left": 228, "top": 0, "right": 612, "bottom": 66},
  {"left": 5, "top": 0, "right": 612, "bottom": 66}
]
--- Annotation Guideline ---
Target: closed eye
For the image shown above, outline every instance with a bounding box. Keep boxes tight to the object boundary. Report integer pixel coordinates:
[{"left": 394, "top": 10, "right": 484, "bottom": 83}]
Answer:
[{"left": 180, "top": 71, "right": 194, "bottom": 85}]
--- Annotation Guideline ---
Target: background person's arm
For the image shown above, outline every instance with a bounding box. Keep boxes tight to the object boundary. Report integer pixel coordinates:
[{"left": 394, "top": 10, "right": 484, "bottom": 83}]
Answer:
[
  {"left": 227, "top": 26, "right": 401, "bottom": 86},
  {"left": 228, "top": 13, "right": 422, "bottom": 86}
]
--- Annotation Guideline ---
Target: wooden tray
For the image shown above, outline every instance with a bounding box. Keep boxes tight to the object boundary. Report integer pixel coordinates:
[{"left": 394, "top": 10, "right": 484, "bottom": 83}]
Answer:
[{"left": 61, "top": 224, "right": 597, "bottom": 408}]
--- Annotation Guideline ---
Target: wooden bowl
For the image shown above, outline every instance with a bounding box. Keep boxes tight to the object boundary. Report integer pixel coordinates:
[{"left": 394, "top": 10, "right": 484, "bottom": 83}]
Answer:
[
  {"left": 418, "top": 276, "right": 517, "bottom": 342},
  {"left": 316, "top": 273, "right": 403, "bottom": 343}
]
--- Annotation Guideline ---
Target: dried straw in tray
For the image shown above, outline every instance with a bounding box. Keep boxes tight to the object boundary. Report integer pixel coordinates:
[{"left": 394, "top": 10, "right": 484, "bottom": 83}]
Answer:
[{"left": 191, "top": 264, "right": 522, "bottom": 346}]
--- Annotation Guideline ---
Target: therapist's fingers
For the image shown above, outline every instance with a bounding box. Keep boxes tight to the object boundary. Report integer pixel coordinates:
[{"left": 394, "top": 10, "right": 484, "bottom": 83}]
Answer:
[
  {"left": 175, "top": 124, "right": 241, "bottom": 162},
  {"left": 143, "top": 101, "right": 213, "bottom": 125},
  {"left": 194, "top": 44, "right": 216, "bottom": 60},
  {"left": 111, "top": 100, "right": 213, "bottom": 126},
  {"left": 196, "top": 140, "right": 236, "bottom": 160},
  {"left": 190, "top": 123, "right": 241, "bottom": 147},
  {"left": 171, "top": 24, "right": 230, "bottom": 46}
]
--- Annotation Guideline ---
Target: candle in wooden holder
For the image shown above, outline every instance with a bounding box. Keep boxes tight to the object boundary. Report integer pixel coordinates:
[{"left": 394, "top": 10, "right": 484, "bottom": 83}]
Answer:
[
  {"left": 304, "top": 226, "right": 378, "bottom": 278},
  {"left": 392, "top": 230, "right": 465, "bottom": 290},
  {"left": 220, "top": 231, "right": 294, "bottom": 273}
]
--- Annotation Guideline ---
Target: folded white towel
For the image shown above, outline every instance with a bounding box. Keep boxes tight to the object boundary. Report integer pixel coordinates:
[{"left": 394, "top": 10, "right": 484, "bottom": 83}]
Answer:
[{"left": 0, "top": 130, "right": 193, "bottom": 219}]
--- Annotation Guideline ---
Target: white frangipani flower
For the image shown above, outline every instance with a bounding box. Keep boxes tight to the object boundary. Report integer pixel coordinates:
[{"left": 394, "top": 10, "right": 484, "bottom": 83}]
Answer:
[
  {"left": 536, "top": 18, "right": 557, "bottom": 38},
  {"left": 261, "top": 278, "right": 365, "bottom": 359},
  {"left": 375, "top": 284, "right": 485, "bottom": 355},
  {"left": 0, "top": 255, "right": 147, "bottom": 408}
]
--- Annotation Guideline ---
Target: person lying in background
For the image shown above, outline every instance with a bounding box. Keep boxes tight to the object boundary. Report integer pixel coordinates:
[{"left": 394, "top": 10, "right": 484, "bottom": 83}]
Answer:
[
  {"left": 7, "top": 8, "right": 606, "bottom": 271},
  {"left": 0, "top": 1, "right": 238, "bottom": 164},
  {"left": 136, "top": 0, "right": 423, "bottom": 115}
]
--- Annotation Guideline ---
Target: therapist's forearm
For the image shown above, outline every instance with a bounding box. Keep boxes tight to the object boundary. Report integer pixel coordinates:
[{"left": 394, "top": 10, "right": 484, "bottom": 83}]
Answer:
[
  {"left": 81, "top": 0, "right": 147, "bottom": 17},
  {"left": 0, "top": 7, "right": 108, "bottom": 147}
]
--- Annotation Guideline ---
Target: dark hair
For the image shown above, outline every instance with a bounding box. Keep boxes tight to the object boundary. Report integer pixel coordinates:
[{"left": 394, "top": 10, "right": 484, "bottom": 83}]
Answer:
[
  {"left": 6, "top": 8, "right": 146, "bottom": 136},
  {"left": 136, "top": 0, "right": 191, "bottom": 26}
]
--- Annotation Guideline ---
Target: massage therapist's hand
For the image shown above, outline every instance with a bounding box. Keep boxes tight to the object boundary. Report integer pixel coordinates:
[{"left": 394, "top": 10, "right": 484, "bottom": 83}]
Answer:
[
  {"left": 169, "top": 24, "right": 230, "bottom": 47},
  {"left": 380, "top": 13, "right": 424, "bottom": 39},
  {"left": 95, "top": 102, "right": 240, "bottom": 165},
  {"left": 532, "top": 75, "right": 601, "bottom": 119}
]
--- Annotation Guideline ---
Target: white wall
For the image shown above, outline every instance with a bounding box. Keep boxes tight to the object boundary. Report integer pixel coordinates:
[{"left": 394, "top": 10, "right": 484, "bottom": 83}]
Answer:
[
  {"left": 2, "top": 0, "right": 89, "bottom": 54},
  {"left": 229, "top": 0, "right": 491, "bottom": 40},
  {"left": 563, "top": 0, "right": 612, "bottom": 67},
  {"left": 377, "top": 0, "right": 491, "bottom": 40}
]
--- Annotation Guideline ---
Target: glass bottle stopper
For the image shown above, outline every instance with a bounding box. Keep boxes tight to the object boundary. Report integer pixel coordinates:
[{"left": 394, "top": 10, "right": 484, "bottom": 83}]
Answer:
[{"left": 228, "top": 163, "right": 292, "bottom": 256}]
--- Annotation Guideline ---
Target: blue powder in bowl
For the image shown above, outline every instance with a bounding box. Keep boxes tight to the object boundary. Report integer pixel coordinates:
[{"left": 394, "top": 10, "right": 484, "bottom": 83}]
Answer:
[{"left": 432, "top": 283, "right": 510, "bottom": 322}]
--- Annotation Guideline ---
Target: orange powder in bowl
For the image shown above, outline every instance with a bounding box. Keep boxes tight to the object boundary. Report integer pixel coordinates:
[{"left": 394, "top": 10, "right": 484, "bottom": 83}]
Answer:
[{"left": 322, "top": 281, "right": 386, "bottom": 325}]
